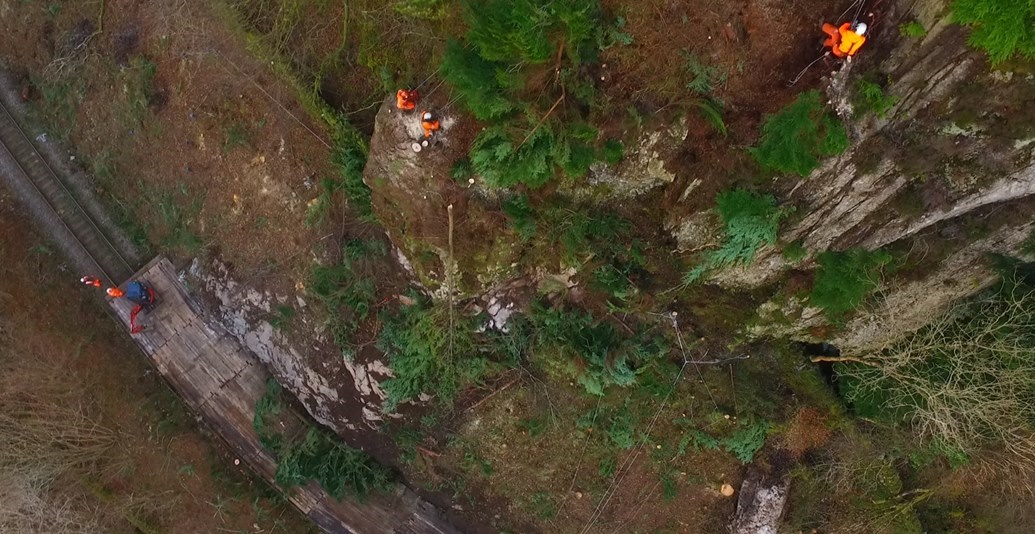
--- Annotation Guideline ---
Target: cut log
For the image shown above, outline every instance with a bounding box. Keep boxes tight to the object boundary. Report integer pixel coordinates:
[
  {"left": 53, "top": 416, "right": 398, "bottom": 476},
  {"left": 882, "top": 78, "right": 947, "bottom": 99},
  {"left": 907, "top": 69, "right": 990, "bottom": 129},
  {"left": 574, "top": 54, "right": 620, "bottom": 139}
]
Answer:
[{"left": 731, "top": 462, "right": 791, "bottom": 534}]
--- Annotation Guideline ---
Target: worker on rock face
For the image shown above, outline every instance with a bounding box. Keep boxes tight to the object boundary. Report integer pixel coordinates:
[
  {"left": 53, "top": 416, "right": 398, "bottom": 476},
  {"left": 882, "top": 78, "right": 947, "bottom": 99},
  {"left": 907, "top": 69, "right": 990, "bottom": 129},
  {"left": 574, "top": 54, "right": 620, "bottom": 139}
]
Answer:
[
  {"left": 822, "top": 21, "right": 867, "bottom": 58},
  {"left": 420, "top": 110, "right": 441, "bottom": 140},
  {"left": 396, "top": 89, "right": 419, "bottom": 111}
]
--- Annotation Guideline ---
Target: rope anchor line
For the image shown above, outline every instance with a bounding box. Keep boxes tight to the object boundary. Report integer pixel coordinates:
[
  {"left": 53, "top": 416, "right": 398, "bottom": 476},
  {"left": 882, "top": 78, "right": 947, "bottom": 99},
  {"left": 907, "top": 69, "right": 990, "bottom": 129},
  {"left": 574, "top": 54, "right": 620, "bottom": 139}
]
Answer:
[{"left": 578, "top": 312, "right": 724, "bottom": 534}]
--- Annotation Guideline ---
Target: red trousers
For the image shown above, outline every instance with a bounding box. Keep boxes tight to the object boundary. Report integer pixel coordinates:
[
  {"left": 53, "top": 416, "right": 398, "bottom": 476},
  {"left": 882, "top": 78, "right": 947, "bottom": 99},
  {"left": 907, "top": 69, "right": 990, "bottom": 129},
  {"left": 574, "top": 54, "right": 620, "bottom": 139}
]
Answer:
[{"left": 822, "top": 23, "right": 849, "bottom": 58}]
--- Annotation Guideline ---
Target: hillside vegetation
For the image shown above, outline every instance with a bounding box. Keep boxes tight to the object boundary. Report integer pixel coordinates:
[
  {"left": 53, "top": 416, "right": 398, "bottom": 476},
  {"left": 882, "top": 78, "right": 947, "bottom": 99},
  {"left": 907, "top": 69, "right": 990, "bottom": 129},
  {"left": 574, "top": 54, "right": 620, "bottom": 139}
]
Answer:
[{"left": 4, "top": 0, "right": 1035, "bottom": 532}]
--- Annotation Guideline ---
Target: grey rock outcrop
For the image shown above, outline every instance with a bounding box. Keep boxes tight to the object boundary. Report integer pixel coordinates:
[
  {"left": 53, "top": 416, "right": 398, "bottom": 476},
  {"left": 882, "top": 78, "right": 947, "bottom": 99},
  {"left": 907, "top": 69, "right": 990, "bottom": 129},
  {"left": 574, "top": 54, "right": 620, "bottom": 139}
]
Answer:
[{"left": 687, "top": 1, "right": 1035, "bottom": 351}]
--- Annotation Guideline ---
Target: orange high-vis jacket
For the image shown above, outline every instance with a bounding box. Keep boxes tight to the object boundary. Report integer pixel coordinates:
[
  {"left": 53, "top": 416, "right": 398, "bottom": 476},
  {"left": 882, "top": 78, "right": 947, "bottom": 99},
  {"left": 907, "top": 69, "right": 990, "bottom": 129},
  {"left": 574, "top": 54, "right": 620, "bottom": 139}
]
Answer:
[
  {"left": 420, "top": 112, "right": 441, "bottom": 138},
  {"left": 837, "top": 23, "right": 866, "bottom": 57},
  {"left": 396, "top": 89, "right": 418, "bottom": 111}
]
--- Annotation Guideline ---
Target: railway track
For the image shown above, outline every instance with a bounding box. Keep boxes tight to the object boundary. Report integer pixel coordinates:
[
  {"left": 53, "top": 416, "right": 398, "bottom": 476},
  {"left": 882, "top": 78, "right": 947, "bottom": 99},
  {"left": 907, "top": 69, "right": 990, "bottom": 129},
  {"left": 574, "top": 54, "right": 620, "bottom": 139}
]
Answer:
[{"left": 0, "top": 97, "right": 136, "bottom": 286}]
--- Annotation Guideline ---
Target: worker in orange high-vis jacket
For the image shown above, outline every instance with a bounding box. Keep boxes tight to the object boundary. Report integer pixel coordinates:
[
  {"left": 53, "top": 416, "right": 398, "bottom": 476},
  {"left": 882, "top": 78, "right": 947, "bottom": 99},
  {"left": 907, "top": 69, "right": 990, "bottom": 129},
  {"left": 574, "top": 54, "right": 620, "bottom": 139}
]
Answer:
[
  {"left": 822, "top": 21, "right": 867, "bottom": 58},
  {"left": 80, "top": 275, "right": 103, "bottom": 288},
  {"left": 420, "top": 110, "right": 441, "bottom": 139},
  {"left": 106, "top": 281, "right": 157, "bottom": 334},
  {"left": 396, "top": 89, "right": 419, "bottom": 111}
]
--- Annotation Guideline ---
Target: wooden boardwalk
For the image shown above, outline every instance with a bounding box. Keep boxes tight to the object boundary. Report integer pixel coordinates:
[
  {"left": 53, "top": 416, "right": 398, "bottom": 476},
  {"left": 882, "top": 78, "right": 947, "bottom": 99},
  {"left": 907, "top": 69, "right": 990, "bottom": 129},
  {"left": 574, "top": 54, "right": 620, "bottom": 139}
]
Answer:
[{"left": 108, "top": 257, "right": 456, "bottom": 534}]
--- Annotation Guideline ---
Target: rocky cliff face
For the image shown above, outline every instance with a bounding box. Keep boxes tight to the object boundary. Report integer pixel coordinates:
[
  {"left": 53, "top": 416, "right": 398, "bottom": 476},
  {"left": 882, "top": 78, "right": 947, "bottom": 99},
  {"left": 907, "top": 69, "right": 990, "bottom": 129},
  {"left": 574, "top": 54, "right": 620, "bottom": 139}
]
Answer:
[
  {"left": 188, "top": 258, "right": 394, "bottom": 433},
  {"left": 707, "top": 1, "right": 1035, "bottom": 351},
  {"left": 362, "top": 97, "right": 523, "bottom": 298}
]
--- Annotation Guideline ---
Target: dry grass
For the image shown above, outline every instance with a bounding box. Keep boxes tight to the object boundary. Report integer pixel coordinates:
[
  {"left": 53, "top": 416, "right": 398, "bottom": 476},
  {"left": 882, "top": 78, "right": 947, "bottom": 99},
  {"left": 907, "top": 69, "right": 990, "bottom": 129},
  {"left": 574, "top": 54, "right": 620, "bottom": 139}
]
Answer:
[
  {"left": 0, "top": 472, "right": 104, "bottom": 534},
  {"left": 840, "top": 282, "right": 1035, "bottom": 487},
  {"left": 784, "top": 407, "right": 831, "bottom": 458},
  {"left": 0, "top": 341, "right": 116, "bottom": 534}
]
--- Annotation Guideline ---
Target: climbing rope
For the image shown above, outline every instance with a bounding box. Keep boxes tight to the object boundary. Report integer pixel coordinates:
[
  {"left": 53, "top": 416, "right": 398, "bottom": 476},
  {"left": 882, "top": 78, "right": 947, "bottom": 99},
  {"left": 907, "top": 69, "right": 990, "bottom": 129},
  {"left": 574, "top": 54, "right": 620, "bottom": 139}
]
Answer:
[
  {"left": 414, "top": 65, "right": 442, "bottom": 90},
  {"left": 548, "top": 396, "right": 603, "bottom": 528},
  {"left": 788, "top": 0, "right": 871, "bottom": 86},
  {"left": 578, "top": 360, "right": 688, "bottom": 534},
  {"left": 836, "top": 0, "right": 866, "bottom": 26},
  {"left": 578, "top": 312, "right": 721, "bottom": 534},
  {"left": 788, "top": 52, "right": 830, "bottom": 86}
]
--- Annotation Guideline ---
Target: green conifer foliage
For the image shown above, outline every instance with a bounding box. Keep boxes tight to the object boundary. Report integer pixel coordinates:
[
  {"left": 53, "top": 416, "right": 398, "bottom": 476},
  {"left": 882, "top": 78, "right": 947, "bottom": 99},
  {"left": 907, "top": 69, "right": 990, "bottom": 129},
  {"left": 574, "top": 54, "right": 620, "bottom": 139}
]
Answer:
[
  {"left": 811, "top": 248, "right": 893, "bottom": 322},
  {"left": 712, "top": 189, "right": 786, "bottom": 268},
  {"left": 750, "top": 90, "right": 849, "bottom": 177},
  {"left": 440, "top": 41, "right": 517, "bottom": 121},
  {"left": 683, "top": 189, "right": 788, "bottom": 284},
  {"left": 953, "top": 0, "right": 1035, "bottom": 63},
  {"left": 470, "top": 125, "right": 557, "bottom": 188},
  {"left": 442, "top": 0, "right": 627, "bottom": 188}
]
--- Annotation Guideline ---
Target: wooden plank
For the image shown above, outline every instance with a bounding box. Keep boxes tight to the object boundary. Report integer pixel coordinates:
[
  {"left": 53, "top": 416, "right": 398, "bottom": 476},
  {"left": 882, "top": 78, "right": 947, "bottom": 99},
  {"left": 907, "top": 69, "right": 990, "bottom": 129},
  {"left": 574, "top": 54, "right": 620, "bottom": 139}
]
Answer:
[
  {"left": 201, "top": 347, "right": 249, "bottom": 383},
  {"left": 226, "top": 358, "right": 266, "bottom": 394},
  {"left": 107, "top": 256, "right": 457, "bottom": 534}
]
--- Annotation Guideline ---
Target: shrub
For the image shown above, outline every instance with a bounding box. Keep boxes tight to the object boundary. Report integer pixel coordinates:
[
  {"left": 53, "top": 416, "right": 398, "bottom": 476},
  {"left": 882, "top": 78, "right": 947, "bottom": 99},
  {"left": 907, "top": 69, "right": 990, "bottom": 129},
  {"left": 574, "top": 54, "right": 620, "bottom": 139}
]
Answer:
[
  {"left": 275, "top": 427, "right": 394, "bottom": 501},
  {"left": 854, "top": 79, "right": 899, "bottom": 118},
  {"left": 465, "top": 0, "right": 557, "bottom": 63},
  {"left": 306, "top": 177, "right": 339, "bottom": 227},
  {"left": 782, "top": 240, "right": 808, "bottom": 263},
  {"left": 331, "top": 123, "right": 374, "bottom": 220},
  {"left": 693, "top": 99, "right": 728, "bottom": 137},
  {"left": 602, "top": 139, "right": 624, "bottom": 164},
  {"left": 377, "top": 297, "right": 492, "bottom": 411},
  {"left": 684, "top": 52, "right": 724, "bottom": 95},
  {"left": 309, "top": 238, "right": 387, "bottom": 354},
  {"left": 750, "top": 90, "right": 850, "bottom": 176},
  {"left": 899, "top": 20, "right": 927, "bottom": 38},
  {"left": 268, "top": 305, "right": 296, "bottom": 331},
  {"left": 907, "top": 438, "right": 970, "bottom": 470},
  {"left": 450, "top": 0, "right": 605, "bottom": 95},
  {"left": 502, "top": 194, "right": 537, "bottom": 241},
  {"left": 593, "top": 264, "right": 632, "bottom": 299},
  {"left": 952, "top": 0, "right": 1035, "bottom": 63},
  {"left": 253, "top": 379, "right": 393, "bottom": 501},
  {"left": 712, "top": 189, "right": 786, "bottom": 267},
  {"left": 528, "top": 301, "right": 667, "bottom": 395},
  {"left": 253, "top": 379, "right": 285, "bottom": 451},
  {"left": 450, "top": 158, "right": 474, "bottom": 184},
  {"left": 542, "top": 205, "right": 630, "bottom": 265},
  {"left": 440, "top": 41, "right": 517, "bottom": 121},
  {"left": 308, "top": 121, "right": 374, "bottom": 224},
  {"left": 810, "top": 248, "right": 893, "bottom": 322},
  {"left": 606, "top": 404, "right": 637, "bottom": 449},
  {"left": 467, "top": 4, "right": 533, "bottom": 60},
  {"left": 681, "top": 430, "right": 720, "bottom": 454},
  {"left": 446, "top": 0, "right": 623, "bottom": 187},
  {"left": 529, "top": 491, "right": 557, "bottom": 519},
  {"left": 684, "top": 189, "right": 788, "bottom": 283},
  {"left": 596, "top": 14, "right": 633, "bottom": 51},
  {"left": 722, "top": 420, "right": 769, "bottom": 463},
  {"left": 469, "top": 124, "right": 557, "bottom": 188},
  {"left": 556, "top": 122, "right": 600, "bottom": 178},
  {"left": 529, "top": 303, "right": 631, "bottom": 395},
  {"left": 468, "top": 119, "right": 611, "bottom": 188}
]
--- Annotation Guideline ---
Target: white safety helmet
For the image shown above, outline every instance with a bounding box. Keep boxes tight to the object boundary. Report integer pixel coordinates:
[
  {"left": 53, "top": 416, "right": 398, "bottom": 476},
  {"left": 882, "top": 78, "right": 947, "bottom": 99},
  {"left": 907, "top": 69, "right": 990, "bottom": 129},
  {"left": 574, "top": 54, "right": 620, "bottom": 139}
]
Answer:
[
  {"left": 854, "top": 22, "right": 868, "bottom": 36},
  {"left": 422, "top": 111, "right": 433, "bottom": 120}
]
